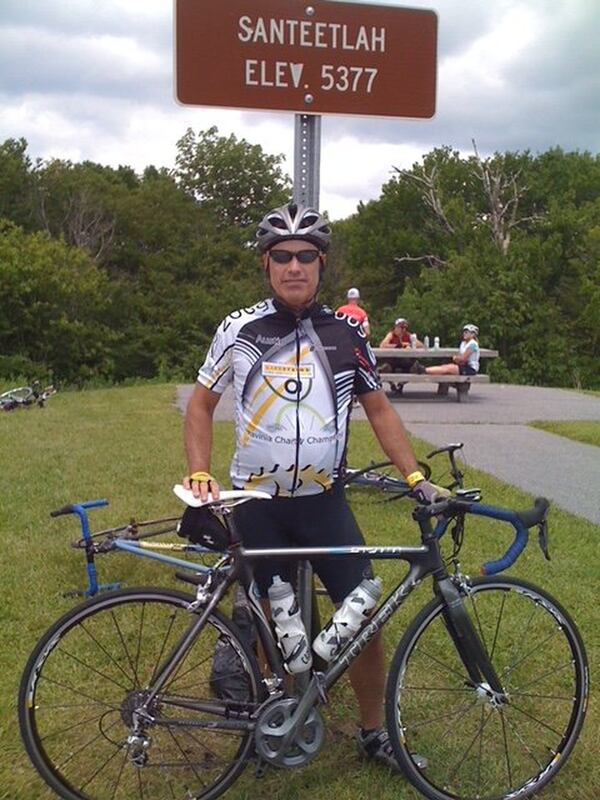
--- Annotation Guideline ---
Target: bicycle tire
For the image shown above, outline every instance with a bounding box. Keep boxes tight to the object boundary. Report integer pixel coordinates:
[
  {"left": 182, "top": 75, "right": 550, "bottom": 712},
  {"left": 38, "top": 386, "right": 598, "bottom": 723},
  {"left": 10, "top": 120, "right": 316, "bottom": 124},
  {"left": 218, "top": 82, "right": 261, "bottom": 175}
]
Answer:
[
  {"left": 19, "top": 587, "right": 264, "bottom": 800},
  {"left": 343, "top": 459, "right": 431, "bottom": 491},
  {"left": 385, "top": 576, "right": 588, "bottom": 800}
]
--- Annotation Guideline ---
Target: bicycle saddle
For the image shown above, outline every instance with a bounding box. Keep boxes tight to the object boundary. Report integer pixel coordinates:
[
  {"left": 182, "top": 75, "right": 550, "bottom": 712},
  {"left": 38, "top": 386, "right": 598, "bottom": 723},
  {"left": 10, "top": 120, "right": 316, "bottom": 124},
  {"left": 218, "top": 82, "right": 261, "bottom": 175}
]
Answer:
[{"left": 172, "top": 485, "right": 272, "bottom": 508}]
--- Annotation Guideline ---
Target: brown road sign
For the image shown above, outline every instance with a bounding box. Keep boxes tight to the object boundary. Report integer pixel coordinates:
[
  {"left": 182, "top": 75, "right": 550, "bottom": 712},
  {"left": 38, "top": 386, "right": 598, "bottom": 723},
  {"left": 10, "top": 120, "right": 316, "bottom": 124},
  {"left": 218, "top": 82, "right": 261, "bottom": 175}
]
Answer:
[{"left": 175, "top": 0, "right": 437, "bottom": 118}]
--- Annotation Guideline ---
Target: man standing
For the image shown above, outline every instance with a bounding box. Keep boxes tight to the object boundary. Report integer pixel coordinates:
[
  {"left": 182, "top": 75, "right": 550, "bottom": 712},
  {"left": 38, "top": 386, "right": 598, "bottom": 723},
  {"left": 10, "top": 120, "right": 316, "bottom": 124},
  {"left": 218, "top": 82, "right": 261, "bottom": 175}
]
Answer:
[
  {"left": 336, "top": 287, "right": 370, "bottom": 336},
  {"left": 183, "top": 202, "right": 442, "bottom": 770}
]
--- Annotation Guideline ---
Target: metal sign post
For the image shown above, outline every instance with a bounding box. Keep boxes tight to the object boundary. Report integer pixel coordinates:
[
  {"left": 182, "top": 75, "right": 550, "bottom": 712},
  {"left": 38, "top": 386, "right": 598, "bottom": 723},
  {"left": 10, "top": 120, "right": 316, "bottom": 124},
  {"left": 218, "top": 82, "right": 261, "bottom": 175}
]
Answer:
[
  {"left": 293, "top": 113, "right": 321, "bottom": 209},
  {"left": 175, "top": 0, "right": 438, "bottom": 213}
]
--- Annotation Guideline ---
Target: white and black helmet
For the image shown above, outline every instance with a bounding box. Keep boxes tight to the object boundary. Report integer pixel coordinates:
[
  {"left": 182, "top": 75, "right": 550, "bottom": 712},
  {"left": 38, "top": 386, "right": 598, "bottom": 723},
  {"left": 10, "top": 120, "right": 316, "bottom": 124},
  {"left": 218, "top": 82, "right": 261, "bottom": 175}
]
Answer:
[
  {"left": 256, "top": 202, "right": 331, "bottom": 253},
  {"left": 463, "top": 323, "right": 479, "bottom": 336}
]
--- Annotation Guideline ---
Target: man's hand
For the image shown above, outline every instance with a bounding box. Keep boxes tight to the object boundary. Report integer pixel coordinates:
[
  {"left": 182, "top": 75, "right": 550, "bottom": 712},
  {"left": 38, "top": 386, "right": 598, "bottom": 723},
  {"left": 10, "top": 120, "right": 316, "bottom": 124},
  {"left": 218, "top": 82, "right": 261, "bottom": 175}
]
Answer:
[
  {"left": 411, "top": 480, "right": 450, "bottom": 505},
  {"left": 183, "top": 471, "right": 221, "bottom": 502}
]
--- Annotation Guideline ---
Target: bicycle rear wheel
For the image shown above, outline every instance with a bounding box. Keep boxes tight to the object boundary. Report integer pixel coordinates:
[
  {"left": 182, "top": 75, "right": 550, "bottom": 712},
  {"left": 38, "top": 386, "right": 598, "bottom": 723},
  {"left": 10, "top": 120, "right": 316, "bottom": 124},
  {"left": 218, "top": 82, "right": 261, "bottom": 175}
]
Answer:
[
  {"left": 19, "top": 587, "right": 263, "bottom": 800},
  {"left": 343, "top": 460, "right": 431, "bottom": 492},
  {"left": 385, "top": 576, "right": 588, "bottom": 800}
]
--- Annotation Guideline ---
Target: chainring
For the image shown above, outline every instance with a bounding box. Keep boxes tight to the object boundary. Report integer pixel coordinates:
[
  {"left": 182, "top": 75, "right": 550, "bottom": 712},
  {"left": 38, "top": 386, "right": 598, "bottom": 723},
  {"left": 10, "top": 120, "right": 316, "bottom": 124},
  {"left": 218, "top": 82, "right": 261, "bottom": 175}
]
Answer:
[{"left": 254, "top": 697, "right": 325, "bottom": 768}]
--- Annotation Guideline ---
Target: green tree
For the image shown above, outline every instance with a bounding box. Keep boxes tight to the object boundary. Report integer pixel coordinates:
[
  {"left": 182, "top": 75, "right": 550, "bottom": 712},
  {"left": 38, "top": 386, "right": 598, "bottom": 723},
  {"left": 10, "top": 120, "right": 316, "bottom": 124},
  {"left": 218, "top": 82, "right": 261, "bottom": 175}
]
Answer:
[
  {"left": 0, "top": 221, "right": 117, "bottom": 381},
  {"left": 173, "top": 126, "right": 291, "bottom": 231},
  {"left": 0, "top": 138, "right": 34, "bottom": 229}
]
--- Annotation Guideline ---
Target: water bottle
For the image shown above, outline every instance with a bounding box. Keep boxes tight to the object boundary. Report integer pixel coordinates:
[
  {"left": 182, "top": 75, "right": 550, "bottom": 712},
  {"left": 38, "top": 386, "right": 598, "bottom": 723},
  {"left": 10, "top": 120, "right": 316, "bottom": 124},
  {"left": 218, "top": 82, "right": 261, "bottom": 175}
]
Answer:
[
  {"left": 313, "top": 577, "right": 382, "bottom": 662},
  {"left": 268, "top": 576, "right": 312, "bottom": 674},
  {"left": 424, "top": 335, "right": 430, "bottom": 349},
  {"left": 409, "top": 333, "right": 417, "bottom": 348},
  {"left": 434, "top": 336, "right": 440, "bottom": 349}
]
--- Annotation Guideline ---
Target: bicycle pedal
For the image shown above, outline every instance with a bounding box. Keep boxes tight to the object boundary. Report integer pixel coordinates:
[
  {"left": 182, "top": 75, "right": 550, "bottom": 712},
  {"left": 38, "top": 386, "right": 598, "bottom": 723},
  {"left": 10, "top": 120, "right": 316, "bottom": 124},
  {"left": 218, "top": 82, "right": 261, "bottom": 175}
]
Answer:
[{"left": 254, "top": 758, "right": 269, "bottom": 778}]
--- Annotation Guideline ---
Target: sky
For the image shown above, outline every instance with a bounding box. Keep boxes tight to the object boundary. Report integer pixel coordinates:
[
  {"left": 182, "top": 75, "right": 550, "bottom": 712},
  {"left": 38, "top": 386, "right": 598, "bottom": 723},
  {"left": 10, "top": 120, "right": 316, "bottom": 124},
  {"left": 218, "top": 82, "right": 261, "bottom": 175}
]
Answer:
[{"left": 1, "top": 0, "right": 599, "bottom": 220}]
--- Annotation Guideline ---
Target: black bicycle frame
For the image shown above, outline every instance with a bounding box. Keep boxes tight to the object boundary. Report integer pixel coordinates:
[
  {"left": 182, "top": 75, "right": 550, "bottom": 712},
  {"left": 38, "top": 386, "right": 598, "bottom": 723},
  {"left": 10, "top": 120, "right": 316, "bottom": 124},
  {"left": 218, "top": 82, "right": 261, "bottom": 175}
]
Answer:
[{"left": 137, "top": 514, "right": 503, "bottom": 748}]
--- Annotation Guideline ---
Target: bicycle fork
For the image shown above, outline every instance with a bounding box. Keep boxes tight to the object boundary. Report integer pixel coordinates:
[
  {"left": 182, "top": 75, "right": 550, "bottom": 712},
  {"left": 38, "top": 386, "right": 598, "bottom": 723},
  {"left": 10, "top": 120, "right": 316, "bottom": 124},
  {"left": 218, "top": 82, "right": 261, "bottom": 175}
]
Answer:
[{"left": 436, "top": 576, "right": 507, "bottom": 705}]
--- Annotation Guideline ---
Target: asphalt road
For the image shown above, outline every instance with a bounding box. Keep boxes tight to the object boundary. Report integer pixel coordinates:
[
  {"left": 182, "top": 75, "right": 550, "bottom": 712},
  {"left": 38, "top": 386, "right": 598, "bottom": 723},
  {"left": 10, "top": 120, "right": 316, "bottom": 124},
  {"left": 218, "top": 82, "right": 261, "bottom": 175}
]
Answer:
[{"left": 176, "top": 383, "right": 600, "bottom": 525}]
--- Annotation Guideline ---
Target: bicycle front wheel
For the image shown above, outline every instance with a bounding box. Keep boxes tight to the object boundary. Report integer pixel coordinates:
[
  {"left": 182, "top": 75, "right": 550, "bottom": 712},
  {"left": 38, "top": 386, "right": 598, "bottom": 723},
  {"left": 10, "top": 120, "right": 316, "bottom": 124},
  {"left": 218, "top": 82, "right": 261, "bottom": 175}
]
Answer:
[
  {"left": 385, "top": 576, "right": 588, "bottom": 800},
  {"left": 19, "top": 587, "right": 263, "bottom": 800}
]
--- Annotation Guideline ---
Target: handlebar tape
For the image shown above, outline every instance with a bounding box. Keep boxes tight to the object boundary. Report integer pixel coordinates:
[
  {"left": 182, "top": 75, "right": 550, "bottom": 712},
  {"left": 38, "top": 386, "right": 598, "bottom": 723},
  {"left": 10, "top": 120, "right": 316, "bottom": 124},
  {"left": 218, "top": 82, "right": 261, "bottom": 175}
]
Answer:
[
  {"left": 50, "top": 499, "right": 109, "bottom": 518},
  {"left": 50, "top": 504, "right": 75, "bottom": 518},
  {"left": 481, "top": 522, "right": 528, "bottom": 575}
]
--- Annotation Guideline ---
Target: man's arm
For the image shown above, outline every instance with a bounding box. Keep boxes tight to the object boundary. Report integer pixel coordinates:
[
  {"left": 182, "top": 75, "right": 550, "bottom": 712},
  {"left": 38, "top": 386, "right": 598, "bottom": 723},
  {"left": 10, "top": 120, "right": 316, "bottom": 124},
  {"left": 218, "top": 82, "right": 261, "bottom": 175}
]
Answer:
[
  {"left": 379, "top": 331, "right": 395, "bottom": 348},
  {"left": 184, "top": 383, "right": 222, "bottom": 500},
  {"left": 358, "top": 389, "right": 420, "bottom": 477}
]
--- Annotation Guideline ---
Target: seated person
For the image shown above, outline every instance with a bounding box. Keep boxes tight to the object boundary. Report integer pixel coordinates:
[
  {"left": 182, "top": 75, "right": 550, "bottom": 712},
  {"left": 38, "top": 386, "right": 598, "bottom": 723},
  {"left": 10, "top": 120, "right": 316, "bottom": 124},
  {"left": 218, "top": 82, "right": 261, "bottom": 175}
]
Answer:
[
  {"left": 378, "top": 318, "right": 424, "bottom": 390},
  {"left": 413, "top": 324, "right": 480, "bottom": 375},
  {"left": 379, "top": 318, "right": 423, "bottom": 350}
]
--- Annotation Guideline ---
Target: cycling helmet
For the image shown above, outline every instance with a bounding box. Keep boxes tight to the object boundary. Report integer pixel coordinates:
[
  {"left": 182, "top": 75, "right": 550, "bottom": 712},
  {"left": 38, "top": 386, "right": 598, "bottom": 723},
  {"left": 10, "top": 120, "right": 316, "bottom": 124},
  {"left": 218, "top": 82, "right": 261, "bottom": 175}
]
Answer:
[
  {"left": 256, "top": 202, "right": 331, "bottom": 253},
  {"left": 347, "top": 287, "right": 360, "bottom": 299},
  {"left": 463, "top": 323, "right": 479, "bottom": 336},
  {"left": 395, "top": 317, "right": 409, "bottom": 326}
]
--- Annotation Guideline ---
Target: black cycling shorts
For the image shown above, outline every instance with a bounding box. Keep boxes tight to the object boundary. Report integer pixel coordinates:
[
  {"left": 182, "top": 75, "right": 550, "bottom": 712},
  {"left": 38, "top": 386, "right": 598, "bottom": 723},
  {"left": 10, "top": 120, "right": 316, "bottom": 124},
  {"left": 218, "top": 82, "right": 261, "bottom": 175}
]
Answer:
[
  {"left": 459, "top": 364, "right": 478, "bottom": 376},
  {"left": 233, "top": 481, "right": 372, "bottom": 603}
]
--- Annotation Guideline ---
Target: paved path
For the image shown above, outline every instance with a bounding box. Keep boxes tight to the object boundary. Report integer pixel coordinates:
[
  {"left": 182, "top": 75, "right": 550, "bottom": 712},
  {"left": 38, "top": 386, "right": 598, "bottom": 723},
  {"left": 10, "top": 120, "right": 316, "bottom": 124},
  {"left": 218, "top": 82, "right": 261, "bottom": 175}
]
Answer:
[{"left": 176, "top": 383, "right": 600, "bottom": 525}]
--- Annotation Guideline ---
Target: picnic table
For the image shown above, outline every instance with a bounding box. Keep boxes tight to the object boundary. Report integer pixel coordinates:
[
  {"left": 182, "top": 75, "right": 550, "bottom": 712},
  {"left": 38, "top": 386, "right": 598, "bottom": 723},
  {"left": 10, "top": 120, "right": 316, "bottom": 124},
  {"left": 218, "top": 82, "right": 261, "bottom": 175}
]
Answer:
[{"left": 372, "top": 346, "right": 499, "bottom": 402}]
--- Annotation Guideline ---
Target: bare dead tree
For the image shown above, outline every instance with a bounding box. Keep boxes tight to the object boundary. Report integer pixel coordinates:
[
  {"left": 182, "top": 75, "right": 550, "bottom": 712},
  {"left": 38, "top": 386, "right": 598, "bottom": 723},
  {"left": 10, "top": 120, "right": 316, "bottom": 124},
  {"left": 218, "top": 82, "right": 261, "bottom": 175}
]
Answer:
[
  {"left": 394, "top": 254, "right": 448, "bottom": 269},
  {"left": 393, "top": 163, "right": 455, "bottom": 236},
  {"left": 65, "top": 190, "right": 115, "bottom": 262},
  {"left": 471, "top": 139, "right": 542, "bottom": 255},
  {"left": 34, "top": 184, "right": 115, "bottom": 262}
]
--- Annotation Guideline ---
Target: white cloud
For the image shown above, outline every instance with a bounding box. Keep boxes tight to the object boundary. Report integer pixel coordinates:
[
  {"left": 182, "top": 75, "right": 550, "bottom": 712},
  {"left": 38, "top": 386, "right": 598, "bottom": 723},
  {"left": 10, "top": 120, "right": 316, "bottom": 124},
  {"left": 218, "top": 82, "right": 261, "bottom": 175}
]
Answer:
[{"left": 0, "top": 0, "right": 598, "bottom": 218}]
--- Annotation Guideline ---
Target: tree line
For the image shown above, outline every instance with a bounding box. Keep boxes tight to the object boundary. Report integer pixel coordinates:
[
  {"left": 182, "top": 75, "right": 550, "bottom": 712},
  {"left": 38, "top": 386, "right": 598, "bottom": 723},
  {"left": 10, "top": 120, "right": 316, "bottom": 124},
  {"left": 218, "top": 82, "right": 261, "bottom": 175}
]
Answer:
[{"left": 1, "top": 132, "right": 598, "bottom": 388}]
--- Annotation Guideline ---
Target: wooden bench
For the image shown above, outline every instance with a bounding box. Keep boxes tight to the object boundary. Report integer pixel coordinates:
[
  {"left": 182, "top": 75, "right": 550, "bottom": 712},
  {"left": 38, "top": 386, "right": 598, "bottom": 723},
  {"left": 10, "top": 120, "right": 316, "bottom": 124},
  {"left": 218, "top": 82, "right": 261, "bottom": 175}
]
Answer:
[{"left": 379, "top": 373, "right": 490, "bottom": 402}]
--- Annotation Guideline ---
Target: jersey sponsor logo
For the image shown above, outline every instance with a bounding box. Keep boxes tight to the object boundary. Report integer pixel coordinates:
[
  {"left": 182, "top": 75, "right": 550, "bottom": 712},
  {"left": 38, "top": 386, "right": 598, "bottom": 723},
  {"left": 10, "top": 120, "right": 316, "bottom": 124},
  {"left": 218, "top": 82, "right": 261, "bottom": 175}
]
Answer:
[
  {"left": 261, "top": 361, "right": 315, "bottom": 379},
  {"left": 256, "top": 334, "right": 281, "bottom": 345}
]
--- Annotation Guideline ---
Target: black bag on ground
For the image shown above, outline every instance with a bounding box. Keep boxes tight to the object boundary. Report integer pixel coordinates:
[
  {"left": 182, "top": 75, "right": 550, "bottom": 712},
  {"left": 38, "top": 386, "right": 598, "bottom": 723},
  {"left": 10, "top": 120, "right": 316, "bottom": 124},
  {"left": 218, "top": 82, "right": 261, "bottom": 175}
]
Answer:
[{"left": 210, "top": 587, "right": 257, "bottom": 701}]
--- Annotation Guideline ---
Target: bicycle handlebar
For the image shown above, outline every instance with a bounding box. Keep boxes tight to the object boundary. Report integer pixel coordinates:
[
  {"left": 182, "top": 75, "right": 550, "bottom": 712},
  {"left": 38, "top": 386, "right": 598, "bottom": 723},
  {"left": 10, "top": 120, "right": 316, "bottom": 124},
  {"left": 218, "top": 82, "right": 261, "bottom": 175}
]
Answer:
[
  {"left": 422, "top": 496, "right": 550, "bottom": 575},
  {"left": 50, "top": 499, "right": 109, "bottom": 518},
  {"left": 426, "top": 442, "right": 464, "bottom": 459}
]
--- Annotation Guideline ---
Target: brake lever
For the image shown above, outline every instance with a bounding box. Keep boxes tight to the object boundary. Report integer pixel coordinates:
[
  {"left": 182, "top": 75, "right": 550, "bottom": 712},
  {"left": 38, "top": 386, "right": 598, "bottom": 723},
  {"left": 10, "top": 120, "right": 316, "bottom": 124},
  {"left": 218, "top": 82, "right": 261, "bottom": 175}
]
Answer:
[{"left": 537, "top": 520, "right": 551, "bottom": 561}]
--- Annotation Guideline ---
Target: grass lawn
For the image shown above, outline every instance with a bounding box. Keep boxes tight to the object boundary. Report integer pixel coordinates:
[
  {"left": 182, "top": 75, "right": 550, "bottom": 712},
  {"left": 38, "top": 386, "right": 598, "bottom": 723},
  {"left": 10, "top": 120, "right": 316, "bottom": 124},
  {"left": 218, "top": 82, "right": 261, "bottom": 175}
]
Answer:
[
  {"left": 1, "top": 384, "right": 598, "bottom": 800},
  {"left": 530, "top": 420, "right": 600, "bottom": 448}
]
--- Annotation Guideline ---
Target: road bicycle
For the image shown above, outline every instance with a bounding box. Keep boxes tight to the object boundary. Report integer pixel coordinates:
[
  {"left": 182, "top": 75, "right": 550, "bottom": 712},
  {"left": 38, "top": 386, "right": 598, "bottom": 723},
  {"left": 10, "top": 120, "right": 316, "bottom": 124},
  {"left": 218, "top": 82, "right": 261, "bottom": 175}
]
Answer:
[
  {"left": 19, "top": 487, "right": 588, "bottom": 800},
  {"left": 0, "top": 380, "right": 56, "bottom": 411},
  {"left": 342, "top": 442, "right": 466, "bottom": 496}
]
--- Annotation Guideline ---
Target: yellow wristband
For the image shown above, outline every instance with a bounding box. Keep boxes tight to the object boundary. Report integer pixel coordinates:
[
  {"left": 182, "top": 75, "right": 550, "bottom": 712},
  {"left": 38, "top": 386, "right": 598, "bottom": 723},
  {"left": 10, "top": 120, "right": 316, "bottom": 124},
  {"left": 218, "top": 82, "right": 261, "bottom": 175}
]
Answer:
[
  {"left": 406, "top": 470, "right": 426, "bottom": 489},
  {"left": 189, "top": 471, "right": 214, "bottom": 483}
]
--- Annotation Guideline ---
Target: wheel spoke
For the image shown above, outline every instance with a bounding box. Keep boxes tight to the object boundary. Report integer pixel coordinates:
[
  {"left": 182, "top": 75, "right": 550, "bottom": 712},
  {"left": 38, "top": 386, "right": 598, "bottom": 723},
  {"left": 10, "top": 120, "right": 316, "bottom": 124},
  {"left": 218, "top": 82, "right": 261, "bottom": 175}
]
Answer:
[
  {"left": 80, "top": 620, "right": 139, "bottom": 687},
  {"left": 506, "top": 699, "right": 567, "bottom": 738},
  {"left": 38, "top": 674, "right": 120, "bottom": 711},
  {"left": 110, "top": 609, "right": 140, "bottom": 687},
  {"left": 504, "top": 628, "right": 562, "bottom": 678},
  {"left": 40, "top": 709, "right": 108, "bottom": 742},
  {"left": 57, "top": 716, "right": 122, "bottom": 771},
  {"left": 110, "top": 747, "right": 129, "bottom": 800},
  {"left": 80, "top": 737, "right": 126, "bottom": 792},
  {"left": 408, "top": 644, "right": 468, "bottom": 685},
  {"left": 446, "top": 707, "right": 494, "bottom": 782},
  {"left": 513, "top": 659, "right": 574, "bottom": 693},
  {"left": 500, "top": 706, "right": 514, "bottom": 788}
]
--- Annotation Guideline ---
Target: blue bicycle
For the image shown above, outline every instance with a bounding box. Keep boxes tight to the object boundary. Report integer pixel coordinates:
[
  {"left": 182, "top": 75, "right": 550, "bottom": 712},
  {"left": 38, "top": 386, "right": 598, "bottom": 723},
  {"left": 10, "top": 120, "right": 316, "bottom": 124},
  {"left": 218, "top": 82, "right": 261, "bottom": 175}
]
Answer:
[{"left": 19, "top": 488, "right": 588, "bottom": 800}]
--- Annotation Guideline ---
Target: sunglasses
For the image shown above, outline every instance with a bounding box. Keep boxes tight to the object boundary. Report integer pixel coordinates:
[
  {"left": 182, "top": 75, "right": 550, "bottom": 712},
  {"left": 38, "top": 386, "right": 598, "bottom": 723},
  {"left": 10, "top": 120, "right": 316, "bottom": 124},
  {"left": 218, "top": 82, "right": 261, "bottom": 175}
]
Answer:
[{"left": 269, "top": 249, "right": 320, "bottom": 264}]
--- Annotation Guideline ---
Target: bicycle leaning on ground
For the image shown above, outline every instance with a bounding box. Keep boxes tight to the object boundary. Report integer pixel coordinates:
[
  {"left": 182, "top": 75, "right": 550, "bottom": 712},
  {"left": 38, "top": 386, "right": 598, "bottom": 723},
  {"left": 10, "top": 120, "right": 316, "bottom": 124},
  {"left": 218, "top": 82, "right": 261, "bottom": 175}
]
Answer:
[
  {"left": 19, "top": 486, "right": 588, "bottom": 800},
  {"left": 342, "top": 442, "right": 466, "bottom": 496},
  {"left": 0, "top": 380, "right": 56, "bottom": 411}
]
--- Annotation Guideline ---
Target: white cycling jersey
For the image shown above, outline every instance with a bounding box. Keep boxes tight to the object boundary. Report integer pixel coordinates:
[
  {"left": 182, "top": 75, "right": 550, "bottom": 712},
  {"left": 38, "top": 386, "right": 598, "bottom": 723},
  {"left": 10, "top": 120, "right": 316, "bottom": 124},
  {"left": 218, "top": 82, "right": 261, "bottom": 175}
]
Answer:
[{"left": 197, "top": 298, "right": 381, "bottom": 497}]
